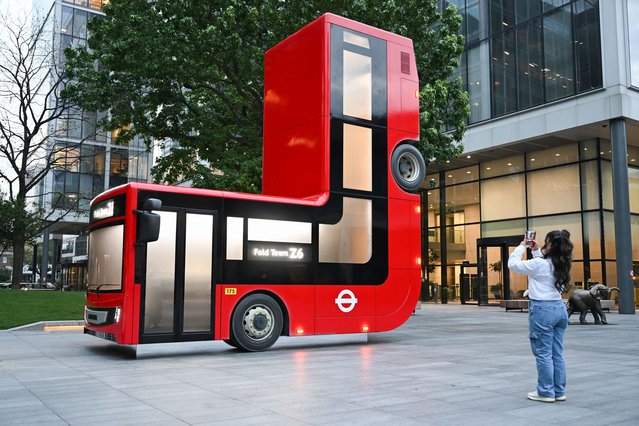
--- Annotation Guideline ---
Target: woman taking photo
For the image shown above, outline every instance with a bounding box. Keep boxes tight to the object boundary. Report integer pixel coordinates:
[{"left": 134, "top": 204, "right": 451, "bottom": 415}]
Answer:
[{"left": 508, "top": 230, "right": 573, "bottom": 403}]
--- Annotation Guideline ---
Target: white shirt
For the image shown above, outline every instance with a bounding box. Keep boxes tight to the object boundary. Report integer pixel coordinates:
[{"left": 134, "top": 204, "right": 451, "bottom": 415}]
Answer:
[{"left": 507, "top": 245, "right": 562, "bottom": 301}]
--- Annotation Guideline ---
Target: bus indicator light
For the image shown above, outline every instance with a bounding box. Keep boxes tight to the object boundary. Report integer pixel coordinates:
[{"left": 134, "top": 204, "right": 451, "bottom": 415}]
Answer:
[
  {"left": 296, "top": 328, "right": 304, "bottom": 335},
  {"left": 224, "top": 288, "right": 237, "bottom": 295},
  {"left": 362, "top": 325, "right": 369, "bottom": 332}
]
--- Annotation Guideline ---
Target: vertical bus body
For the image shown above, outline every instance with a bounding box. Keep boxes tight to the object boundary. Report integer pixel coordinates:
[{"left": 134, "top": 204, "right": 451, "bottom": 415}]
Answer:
[{"left": 84, "top": 14, "right": 423, "bottom": 351}]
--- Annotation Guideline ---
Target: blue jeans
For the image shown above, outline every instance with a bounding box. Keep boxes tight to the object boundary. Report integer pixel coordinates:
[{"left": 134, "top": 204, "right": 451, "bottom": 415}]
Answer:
[{"left": 528, "top": 299, "right": 568, "bottom": 398}]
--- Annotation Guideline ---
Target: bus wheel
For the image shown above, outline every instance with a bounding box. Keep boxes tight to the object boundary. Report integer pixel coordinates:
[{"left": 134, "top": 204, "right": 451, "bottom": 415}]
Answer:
[
  {"left": 391, "top": 144, "right": 426, "bottom": 192},
  {"left": 231, "top": 294, "right": 283, "bottom": 352}
]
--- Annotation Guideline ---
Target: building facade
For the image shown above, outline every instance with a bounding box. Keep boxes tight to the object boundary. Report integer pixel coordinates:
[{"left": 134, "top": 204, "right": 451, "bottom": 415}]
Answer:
[
  {"left": 36, "top": 0, "right": 152, "bottom": 290},
  {"left": 425, "top": 0, "right": 637, "bottom": 311}
]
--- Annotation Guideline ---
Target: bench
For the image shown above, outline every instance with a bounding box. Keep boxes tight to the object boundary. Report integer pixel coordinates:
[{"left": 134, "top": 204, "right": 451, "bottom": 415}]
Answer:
[
  {"left": 500, "top": 300, "right": 529, "bottom": 311},
  {"left": 500, "top": 299, "right": 616, "bottom": 312}
]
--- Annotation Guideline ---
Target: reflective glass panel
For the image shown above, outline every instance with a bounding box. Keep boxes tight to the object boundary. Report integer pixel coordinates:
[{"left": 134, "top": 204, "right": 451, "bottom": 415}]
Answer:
[
  {"left": 87, "top": 224, "right": 123, "bottom": 291},
  {"left": 445, "top": 182, "right": 480, "bottom": 224},
  {"left": 581, "top": 160, "right": 600, "bottom": 210},
  {"left": 319, "top": 197, "right": 372, "bottom": 263},
  {"left": 184, "top": 213, "right": 213, "bottom": 332},
  {"left": 343, "top": 50, "right": 372, "bottom": 120},
  {"left": 343, "top": 124, "right": 372, "bottom": 191},
  {"left": 446, "top": 223, "right": 479, "bottom": 263},
  {"left": 444, "top": 165, "right": 479, "bottom": 185},
  {"left": 632, "top": 215, "right": 639, "bottom": 262},
  {"left": 583, "top": 211, "right": 601, "bottom": 260},
  {"left": 544, "top": 5, "right": 574, "bottom": 101},
  {"left": 527, "top": 164, "right": 580, "bottom": 216},
  {"left": 491, "top": 29, "right": 517, "bottom": 116},
  {"left": 574, "top": 0, "right": 602, "bottom": 92},
  {"left": 527, "top": 143, "right": 578, "bottom": 169},
  {"left": 480, "top": 154, "right": 524, "bottom": 178},
  {"left": 529, "top": 213, "right": 583, "bottom": 260},
  {"left": 580, "top": 139, "right": 598, "bottom": 160},
  {"left": 481, "top": 219, "right": 526, "bottom": 237},
  {"left": 426, "top": 188, "right": 440, "bottom": 228},
  {"left": 467, "top": 43, "right": 491, "bottom": 122},
  {"left": 426, "top": 173, "right": 440, "bottom": 188},
  {"left": 481, "top": 175, "right": 525, "bottom": 221},
  {"left": 226, "top": 217, "right": 244, "bottom": 260},
  {"left": 248, "top": 218, "right": 312, "bottom": 244},
  {"left": 603, "top": 211, "right": 615, "bottom": 259},
  {"left": 517, "top": 18, "right": 544, "bottom": 109},
  {"left": 629, "top": 0, "right": 639, "bottom": 87},
  {"left": 629, "top": 167, "right": 639, "bottom": 214},
  {"left": 605, "top": 261, "right": 617, "bottom": 287},
  {"left": 145, "top": 211, "right": 177, "bottom": 334},
  {"left": 601, "top": 161, "right": 613, "bottom": 210}
]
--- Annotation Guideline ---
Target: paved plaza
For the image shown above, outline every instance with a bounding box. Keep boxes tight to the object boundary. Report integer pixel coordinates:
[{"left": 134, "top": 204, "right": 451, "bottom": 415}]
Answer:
[{"left": 1, "top": 304, "right": 638, "bottom": 425}]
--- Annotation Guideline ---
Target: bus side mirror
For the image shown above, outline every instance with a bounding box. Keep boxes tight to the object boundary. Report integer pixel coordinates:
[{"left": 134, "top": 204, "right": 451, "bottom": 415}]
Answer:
[{"left": 135, "top": 198, "right": 162, "bottom": 244}]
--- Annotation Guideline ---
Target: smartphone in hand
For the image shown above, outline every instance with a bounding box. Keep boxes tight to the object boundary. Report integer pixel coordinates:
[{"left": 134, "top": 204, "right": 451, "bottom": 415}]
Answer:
[{"left": 525, "top": 230, "right": 536, "bottom": 247}]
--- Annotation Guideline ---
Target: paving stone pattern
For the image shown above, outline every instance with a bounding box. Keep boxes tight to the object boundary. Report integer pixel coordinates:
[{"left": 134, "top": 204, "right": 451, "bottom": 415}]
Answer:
[{"left": 1, "top": 304, "right": 638, "bottom": 425}]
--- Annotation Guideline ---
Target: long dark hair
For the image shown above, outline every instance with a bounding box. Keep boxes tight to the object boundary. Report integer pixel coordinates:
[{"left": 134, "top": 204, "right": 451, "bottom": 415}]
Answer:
[{"left": 543, "top": 230, "right": 573, "bottom": 293}]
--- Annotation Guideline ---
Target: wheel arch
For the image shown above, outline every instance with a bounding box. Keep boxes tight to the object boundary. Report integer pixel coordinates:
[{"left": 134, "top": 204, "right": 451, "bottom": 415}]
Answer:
[{"left": 230, "top": 290, "right": 291, "bottom": 337}]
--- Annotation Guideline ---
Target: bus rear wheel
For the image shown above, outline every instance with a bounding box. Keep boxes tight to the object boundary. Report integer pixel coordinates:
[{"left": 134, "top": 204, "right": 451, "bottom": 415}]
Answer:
[
  {"left": 230, "top": 294, "right": 283, "bottom": 352},
  {"left": 391, "top": 143, "right": 426, "bottom": 192}
]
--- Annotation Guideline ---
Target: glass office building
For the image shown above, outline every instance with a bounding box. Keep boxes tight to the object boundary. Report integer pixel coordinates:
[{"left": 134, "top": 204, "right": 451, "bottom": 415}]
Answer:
[
  {"left": 35, "top": 0, "right": 152, "bottom": 290},
  {"left": 425, "top": 0, "right": 638, "bottom": 309}
]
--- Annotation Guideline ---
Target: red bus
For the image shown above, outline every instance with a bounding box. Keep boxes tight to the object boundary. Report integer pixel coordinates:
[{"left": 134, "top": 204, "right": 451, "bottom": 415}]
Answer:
[{"left": 84, "top": 13, "right": 425, "bottom": 351}]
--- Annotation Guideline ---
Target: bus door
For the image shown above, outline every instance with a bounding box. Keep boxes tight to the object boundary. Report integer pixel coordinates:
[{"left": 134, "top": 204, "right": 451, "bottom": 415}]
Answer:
[{"left": 140, "top": 209, "right": 216, "bottom": 343}]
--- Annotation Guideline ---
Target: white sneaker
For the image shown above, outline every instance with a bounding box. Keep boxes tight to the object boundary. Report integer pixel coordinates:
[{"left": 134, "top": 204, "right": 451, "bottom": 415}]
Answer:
[
  {"left": 555, "top": 395, "right": 567, "bottom": 401},
  {"left": 527, "top": 392, "right": 555, "bottom": 403}
]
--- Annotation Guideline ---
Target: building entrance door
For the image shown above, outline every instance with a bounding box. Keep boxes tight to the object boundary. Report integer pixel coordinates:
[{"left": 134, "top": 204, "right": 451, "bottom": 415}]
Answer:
[{"left": 477, "top": 236, "right": 522, "bottom": 306}]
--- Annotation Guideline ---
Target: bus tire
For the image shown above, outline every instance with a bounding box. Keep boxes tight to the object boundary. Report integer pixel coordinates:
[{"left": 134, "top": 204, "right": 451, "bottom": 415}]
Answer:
[
  {"left": 391, "top": 143, "right": 425, "bottom": 192},
  {"left": 230, "top": 293, "right": 283, "bottom": 352},
  {"left": 223, "top": 339, "right": 239, "bottom": 349}
]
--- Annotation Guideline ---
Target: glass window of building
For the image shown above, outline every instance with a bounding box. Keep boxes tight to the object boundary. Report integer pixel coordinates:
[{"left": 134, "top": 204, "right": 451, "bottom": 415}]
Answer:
[
  {"left": 491, "top": 29, "right": 517, "bottom": 116},
  {"left": 445, "top": 182, "right": 480, "bottom": 225},
  {"left": 528, "top": 213, "right": 583, "bottom": 259},
  {"left": 445, "top": 165, "right": 479, "bottom": 185},
  {"left": 516, "top": 1, "right": 541, "bottom": 23},
  {"left": 467, "top": 43, "right": 491, "bottom": 122},
  {"left": 580, "top": 139, "right": 598, "bottom": 160},
  {"left": 601, "top": 161, "right": 613, "bottom": 210},
  {"left": 480, "top": 154, "right": 524, "bottom": 178},
  {"left": 543, "top": 0, "right": 571, "bottom": 13},
  {"left": 517, "top": 18, "right": 544, "bottom": 109},
  {"left": 628, "top": 167, "right": 639, "bottom": 214},
  {"left": 481, "top": 174, "right": 525, "bottom": 220},
  {"left": 629, "top": 0, "right": 639, "bottom": 87},
  {"left": 455, "top": 0, "right": 601, "bottom": 124},
  {"left": 527, "top": 143, "right": 578, "bottom": 169},
  {"left": 583, "top": 211, "right": 602, "bottom": 259},
  {"left": 580, "top": 160, "right": 600, "bottom": 210},
  {"left": 574, "top": 0, "right": 602, "bottom": 92},
  {"left": 481, "top": 218, "right": 526, "bottom": 237},
  {"left": 109, "top": 148, "right": 129, "bottom": 188},
  {"left": 543, "top": 5, "right": 575, "bottom": 101},
  {"left": 527, "top": 164, "right": 580, "bottom": 216}
]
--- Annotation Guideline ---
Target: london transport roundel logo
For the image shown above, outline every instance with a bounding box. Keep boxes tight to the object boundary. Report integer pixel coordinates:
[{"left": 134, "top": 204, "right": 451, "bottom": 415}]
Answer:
[{"left": 335, "top": 289, "right": 358, "bottom": 313}]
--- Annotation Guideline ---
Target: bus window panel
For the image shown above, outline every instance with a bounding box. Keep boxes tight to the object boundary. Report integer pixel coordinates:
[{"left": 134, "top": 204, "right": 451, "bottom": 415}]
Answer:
[
  {"left": 184, "top": 213, "right": 213, "bottom": 332},
  {"left": 319, "top": 197, "right": 372, "bottom": 263},
  {"left": 343, "top": 30, "right": 370, "bottom": 49},
  {"left": 87, "top": 224, "right": 123, "bottom": 291},
  {"left": 226, "top": 217, "right": 244, "bottom": 260},
  {"left": 144, "top": 211, "right": 177, "bottom": 334},
  {"left": 343, "top": 50, "right": 372, "bottom": 120},
  {"left": 343, "top": 124, "right": 372, "bottom": 191},
  {"left": 248, "top": 218, "right": 312, "bottom": 243}
]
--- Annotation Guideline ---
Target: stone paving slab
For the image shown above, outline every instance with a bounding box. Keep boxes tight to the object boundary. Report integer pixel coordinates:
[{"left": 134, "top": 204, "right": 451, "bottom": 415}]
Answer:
[{"left": 1, "top": 304, "right": 638, "bottom": 425}]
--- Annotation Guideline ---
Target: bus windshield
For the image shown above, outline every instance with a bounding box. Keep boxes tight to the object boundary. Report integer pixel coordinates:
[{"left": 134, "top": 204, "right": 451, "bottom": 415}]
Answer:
[{"left": 87, "top": 224, "right": 124, "bottom": 292}]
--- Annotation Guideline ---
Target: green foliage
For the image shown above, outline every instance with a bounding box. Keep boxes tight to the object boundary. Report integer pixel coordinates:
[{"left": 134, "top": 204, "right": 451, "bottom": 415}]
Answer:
[
  {"left": 64, "top": 0, "right": 468, "bottom": 192},
  {"left": 0, "top": 268, "right": 11, "bottom": 282},
  {"left": 0, "top": 291, "right": 85, "bottom": 329},
  {"left": 0, "top": 196, "right": 43, "bottom": 253}
]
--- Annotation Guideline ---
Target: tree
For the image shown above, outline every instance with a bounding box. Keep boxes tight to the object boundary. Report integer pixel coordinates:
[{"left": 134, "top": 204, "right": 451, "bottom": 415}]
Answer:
[
  {"left": 64, "top": 0, "right": 468, "bottom": 193},
  {"left": 0, "top": 6, "right": 78, "bottom": 288}
]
